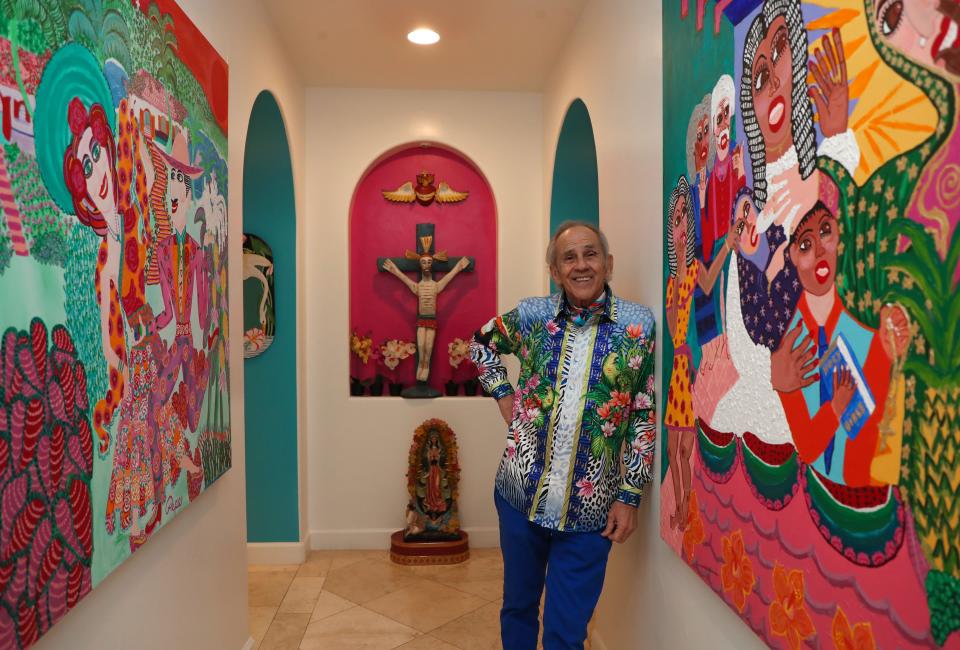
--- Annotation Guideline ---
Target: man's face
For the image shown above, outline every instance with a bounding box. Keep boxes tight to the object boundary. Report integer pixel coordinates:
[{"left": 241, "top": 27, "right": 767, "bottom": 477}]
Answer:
[
  {"left": 166, "top": 167, "right": 190, "bottom": 232},
  {"left": 419, "top": 256, "right": 433, "bottom": 272},
  {"left": 790, "top": 208, "right": 838, "bottom": 296},
  {"left": 714, "top": 97, "right": 732, "bottom": 159},
  {"left": 549, "top": 226, "right": 613, "bottom": 308}
]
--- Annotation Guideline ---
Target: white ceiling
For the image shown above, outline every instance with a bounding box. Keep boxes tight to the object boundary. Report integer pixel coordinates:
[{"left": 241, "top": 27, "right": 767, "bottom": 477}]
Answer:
[{"left": 261, "top": 0, "right": 588, "bottom": 91}]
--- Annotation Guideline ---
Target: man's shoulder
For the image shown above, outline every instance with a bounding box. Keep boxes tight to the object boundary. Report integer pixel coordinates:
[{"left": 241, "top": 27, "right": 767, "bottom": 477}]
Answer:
[
  {"left": 613, "top": 297, "right": 655, "bottom": 332},
  {"left": 515, "top": 295, "right": 557, "bottom": 317}
]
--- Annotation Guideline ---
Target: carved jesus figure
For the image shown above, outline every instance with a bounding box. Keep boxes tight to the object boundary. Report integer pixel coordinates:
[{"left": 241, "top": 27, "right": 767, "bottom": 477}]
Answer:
[{"left": 382, "top": 254, "right": 471, "bottom": 383}]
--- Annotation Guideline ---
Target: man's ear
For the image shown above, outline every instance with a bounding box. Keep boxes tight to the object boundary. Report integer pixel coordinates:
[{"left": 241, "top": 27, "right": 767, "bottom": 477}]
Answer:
[
  {"left": 605, "top": 254, "right": 615, "bottom": 281},
  {"left": 549, "top": 264, "right": 561, "bottom": 287}
]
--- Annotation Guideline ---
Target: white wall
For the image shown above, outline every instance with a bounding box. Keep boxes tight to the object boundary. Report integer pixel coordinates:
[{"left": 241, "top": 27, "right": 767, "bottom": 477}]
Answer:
[
  {"left": 304, "top": 88, "right": 544, "bottom": 548},
  {"left": 542, "top": 1, "right": 764, "bottom": 648},
  {"left": 35, "top": 0, "right": 307, "bottom": 647}
]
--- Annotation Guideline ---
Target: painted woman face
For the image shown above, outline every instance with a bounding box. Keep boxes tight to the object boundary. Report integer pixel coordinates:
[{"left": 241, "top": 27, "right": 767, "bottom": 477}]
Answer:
[
  {"left": 166, "top": 167, "right": 190, "bottom": 233},
  {"left": 873, "top": 0, "right": 960, "bottom": 79},
  {"left": 77, "top": 126, "right": 116, "bottom": 224},
  {"left": 790, "top": 207, "right": 838, "bottom": 296},
  {"left": 751, "top": 15, "right": 795, "bottom": 160},
  {"left": 694, "top": 114, "right": 710, "bottom": 172},
  {"left": 735, "top": 195, "right": 762, "bottom": 256},
  {"left": 672, "top": 193, "right": 689, "bottom": 256}
]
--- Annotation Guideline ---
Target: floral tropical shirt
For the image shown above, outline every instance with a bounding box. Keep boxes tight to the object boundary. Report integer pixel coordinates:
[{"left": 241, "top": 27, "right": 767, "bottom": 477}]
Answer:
[{"left": 470, "top": 289, "right": 656, "bottom": 532}]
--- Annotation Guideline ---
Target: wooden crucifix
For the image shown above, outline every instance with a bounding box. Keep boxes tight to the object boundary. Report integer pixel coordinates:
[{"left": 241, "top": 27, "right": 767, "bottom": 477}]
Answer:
[{"left": 378, "top": 223, "right": 474, "bottom": 398}]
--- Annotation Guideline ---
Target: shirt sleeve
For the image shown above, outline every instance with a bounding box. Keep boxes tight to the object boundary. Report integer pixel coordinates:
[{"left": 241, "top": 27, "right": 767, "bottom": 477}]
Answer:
[
  {"left": 470, "top": 307, "right": 523, "bottom": 401},
  {"left": 618, "top": 322, "right": 657, "bottom": 507}
]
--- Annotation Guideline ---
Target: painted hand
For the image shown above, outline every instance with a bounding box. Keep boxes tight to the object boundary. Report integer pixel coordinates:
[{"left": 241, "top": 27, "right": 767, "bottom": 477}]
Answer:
[
  {"left": 830, "top": 367, "right": 856, "bottom": 420},
  {"left": 733, "top": 143, "right": 745, "bottom": 179},
  {"left": 383, "top": 259, "right": 398, "bottom": 273},
  {"left": 771, "top": 321, "right": 818, "bottom": 393},
  {"left": 602, "top": 501, "right": 638, "bottom": 544},
  {"left": 879, "top": 303, "right": 912, "bottom": 361},
  {"left": 808, "top": 28, "right": 849, "bottom": 138}
]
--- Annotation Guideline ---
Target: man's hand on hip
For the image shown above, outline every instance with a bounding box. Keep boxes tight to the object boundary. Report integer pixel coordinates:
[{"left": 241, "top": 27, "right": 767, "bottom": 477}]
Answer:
[
  {"left": 601, "top": 501, "right": 638, "bottom": 543},
  {"left": 497, "top": 396, "right": 513, "bottom": 425}
]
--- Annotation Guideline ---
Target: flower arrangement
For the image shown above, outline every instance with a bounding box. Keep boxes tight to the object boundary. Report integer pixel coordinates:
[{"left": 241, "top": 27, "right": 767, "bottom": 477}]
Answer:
[
  {"left": 349, "top": 330, "right": 373, "bottom": 394},
  {"left": 446, "top": 337, "right": 478, "bottom": 395},
  {"left": 379, "top": 338, "right": 415, "bottom": 394}
]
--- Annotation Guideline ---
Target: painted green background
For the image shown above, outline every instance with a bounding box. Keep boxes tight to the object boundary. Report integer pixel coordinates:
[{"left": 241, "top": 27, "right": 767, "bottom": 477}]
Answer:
[{"left": 660, "top": 3, "right": 735, "bottom": 480}]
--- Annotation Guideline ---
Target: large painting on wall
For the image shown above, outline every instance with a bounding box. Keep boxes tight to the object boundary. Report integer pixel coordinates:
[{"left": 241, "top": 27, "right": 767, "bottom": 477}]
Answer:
[
  {"left": 661, "top": 1, "right": 959, "bottom": 648},
  {"left": 0, "top": 1, "right": 228, "bottom": 646}
]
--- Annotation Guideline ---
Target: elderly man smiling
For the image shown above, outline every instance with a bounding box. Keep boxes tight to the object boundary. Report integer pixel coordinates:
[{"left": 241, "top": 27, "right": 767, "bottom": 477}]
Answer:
[{"left": 470, "top": 221, "right": 656, "bottom": 649}]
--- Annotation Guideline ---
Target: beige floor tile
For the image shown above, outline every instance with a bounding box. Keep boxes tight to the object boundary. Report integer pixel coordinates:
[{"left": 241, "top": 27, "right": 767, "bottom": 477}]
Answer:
[
  {"left": 323, "top": 559, "right": 425, "bottom": 604},
  {"left": 310, "top": 549, "right": 389, "bottom": 570},
  {"left": 441, "top": 577, "right": 502, "bottom": 602},
  {"left": 310, "top": 591, "right": 355, "bottom": 622},
  {"left": 278, "top": 577, "right": 326, "bottom": 614},
  {"left": 259, "top": 612, "right": 311, "bottom": 650},
  {"left": 364, "top": 580, "right": 487, "bottom": 633},
  {"left": 249, "top": 606, "right": 277, "bottom": 646},
  {"left": 249, "top": 564, "right": 301, "bottom": 573},
  {"left": 249, "top": 570, "right": 299, "bottom": 608},
  {"left": 430, "top": 601, "right": 503, "bottom": 650},
  {"left": 298, "top": 606, "right": 419, "bottom": 649},
  {"left": 397, "top": 636, "right": 461, "bottom": 649},
  {"left": 297, "top": 552, "right": 334, "bottom": 578}
]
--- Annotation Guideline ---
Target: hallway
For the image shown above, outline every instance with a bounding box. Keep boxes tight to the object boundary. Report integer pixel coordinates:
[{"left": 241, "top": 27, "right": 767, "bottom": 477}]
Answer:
[{"left": 248, "top": 549, "right": 506, "bottom": 649}]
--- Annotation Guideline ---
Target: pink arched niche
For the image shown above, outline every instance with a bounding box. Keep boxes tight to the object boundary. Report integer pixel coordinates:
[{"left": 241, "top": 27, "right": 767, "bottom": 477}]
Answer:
[{"left": 348, "top": 143, "right": 498, "bottom": 393}]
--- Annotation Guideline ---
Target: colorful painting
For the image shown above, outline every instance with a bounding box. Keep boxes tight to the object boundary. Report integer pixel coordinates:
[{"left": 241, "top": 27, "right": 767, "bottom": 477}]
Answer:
[
  {"left": 243, "top": 233, "right": 274, "bottom": 358},
  {"left": 0, "top": 1, "right": 228, "bottom": 646},
  {"left": 661, "top": 1, "right": 959, "bottom": 648}
]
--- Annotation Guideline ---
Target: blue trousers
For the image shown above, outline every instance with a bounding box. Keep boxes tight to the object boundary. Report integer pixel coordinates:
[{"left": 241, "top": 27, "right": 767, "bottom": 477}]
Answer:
[{"left": 495, "top": 490, "right": 612, "bottom": 650}]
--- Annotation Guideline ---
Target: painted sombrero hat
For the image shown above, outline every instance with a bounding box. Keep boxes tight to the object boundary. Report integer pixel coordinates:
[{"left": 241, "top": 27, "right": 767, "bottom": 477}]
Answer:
[
  {"left": 159, "top": 131, "right": 204, "bottom": 177},
  {"left": 34, "top": 43, "right": 115, "bottom": 214}
]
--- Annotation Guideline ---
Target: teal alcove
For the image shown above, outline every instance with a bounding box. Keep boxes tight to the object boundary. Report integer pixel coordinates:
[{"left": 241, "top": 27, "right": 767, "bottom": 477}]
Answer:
[
  {"left": 243, "top": 91, "right": 299, "bottom": 543},
  {"left": 550, "top": 99, "right": 599, "bottom": 290}
]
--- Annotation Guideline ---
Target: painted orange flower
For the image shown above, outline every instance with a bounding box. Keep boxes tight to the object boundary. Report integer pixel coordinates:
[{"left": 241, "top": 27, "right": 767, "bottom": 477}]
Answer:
[
  {"left": 626, "top": 323, "right": 644, "bottom": 339},
  {"left": 681, "top": 489, "right": 704, "bottom": 562},
  {"left": 832, "top": 607, "right": 876, "bottom": 650},
  {"left": 720, "top": 530, "right": 755, "bottom": 613},
  {"left": 769, "top": 564, "right": 816, "bottom": 650}
]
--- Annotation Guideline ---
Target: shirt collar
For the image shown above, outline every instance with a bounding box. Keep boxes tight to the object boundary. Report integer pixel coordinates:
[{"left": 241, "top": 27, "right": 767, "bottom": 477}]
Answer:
[
  {"left": 552, "top": 285, "right": 618, "bottom": 324},
  {"left": 796, "top": 286, "right": 842, "bottom": 337}
]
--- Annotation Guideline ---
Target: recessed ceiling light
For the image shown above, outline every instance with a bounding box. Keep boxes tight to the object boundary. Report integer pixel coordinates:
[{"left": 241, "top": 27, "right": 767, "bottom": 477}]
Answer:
[{"left": 408, "top": 28, "right": 440, "bottom": 45}]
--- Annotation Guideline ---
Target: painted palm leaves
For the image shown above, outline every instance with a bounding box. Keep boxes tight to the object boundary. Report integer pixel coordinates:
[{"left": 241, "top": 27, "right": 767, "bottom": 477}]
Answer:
[{"left": 65, "top": 0, "right": 132, "bottom": 74}]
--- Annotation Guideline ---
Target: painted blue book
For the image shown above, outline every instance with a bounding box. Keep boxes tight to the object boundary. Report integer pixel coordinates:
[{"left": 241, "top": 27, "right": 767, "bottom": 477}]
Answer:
[{"left": 818, "top": 332, "right": 875, "bottom": 440}]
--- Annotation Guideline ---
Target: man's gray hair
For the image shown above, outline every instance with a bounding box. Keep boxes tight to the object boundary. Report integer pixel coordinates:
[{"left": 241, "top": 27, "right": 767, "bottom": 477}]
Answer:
[{"left": 545, "top": 220, "right": 610, "bottom": 268}]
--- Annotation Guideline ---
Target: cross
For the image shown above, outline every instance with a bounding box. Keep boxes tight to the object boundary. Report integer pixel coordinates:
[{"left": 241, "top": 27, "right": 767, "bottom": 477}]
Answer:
[
  {"left": 376, "top": 223, "right": 474, "bottom": 278},
  {"left": 377, "top": 222, "right": 474, "bottom": 398}
]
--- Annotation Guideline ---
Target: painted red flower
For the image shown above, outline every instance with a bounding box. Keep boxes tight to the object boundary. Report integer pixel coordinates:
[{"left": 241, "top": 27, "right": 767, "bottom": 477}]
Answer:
[
  {"left": 681, "top": 489, "right": 704, "bottom": 562},
  {"left": 720, "top": 530, "right": 755, "bottom": 613},
  {"left": 832, "top": 607, "right": 876, "bottom": 650},
  {"left": 769, "top": 564, "right": 816, "bottom": 650},
  {"left": 626, "top": 323, "right": 644, "bottom": 339}
]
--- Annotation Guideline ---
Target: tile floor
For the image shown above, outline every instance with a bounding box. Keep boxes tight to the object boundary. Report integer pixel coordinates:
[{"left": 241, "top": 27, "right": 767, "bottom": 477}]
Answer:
[{"left": 248, "top": 548, "right": 510, "bottom": 650}]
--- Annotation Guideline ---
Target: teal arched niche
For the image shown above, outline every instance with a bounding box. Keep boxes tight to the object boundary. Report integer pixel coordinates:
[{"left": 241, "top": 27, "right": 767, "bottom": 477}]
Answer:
[
  {"left": 550, "top": 99, "right": 599, "bottom": 290},
  {"left": 550, "top": 98, "right": 599, "bottom": 233},
  {"left": 243, "top": 91, "right": 299, "bottom": 543}
]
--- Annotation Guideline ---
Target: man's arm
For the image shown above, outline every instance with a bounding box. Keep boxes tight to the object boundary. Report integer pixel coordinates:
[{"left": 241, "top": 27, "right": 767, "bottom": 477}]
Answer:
[
  {"left": 436, "top": 257, "right": 470, "bottom": 293},
  {"left": 604, "top": 321, "right": 657, "bottom": 543},
  {"left": 469, "top": 307, "right": 523, "bottom": 405},
  {"left": 381, "top": 259, "right": 419, "bottom": 294}
]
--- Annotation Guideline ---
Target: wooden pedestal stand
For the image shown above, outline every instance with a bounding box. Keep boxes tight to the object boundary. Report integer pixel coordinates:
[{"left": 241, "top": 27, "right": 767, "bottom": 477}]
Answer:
[{"left": 389, "top": 530, "right": 470, "bottom": 566}]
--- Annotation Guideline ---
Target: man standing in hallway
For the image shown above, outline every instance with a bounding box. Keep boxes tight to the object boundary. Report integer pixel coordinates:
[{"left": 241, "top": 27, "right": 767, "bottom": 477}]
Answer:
[{"left": 470, "top": 221, "right": 656, "bottom": 649}]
